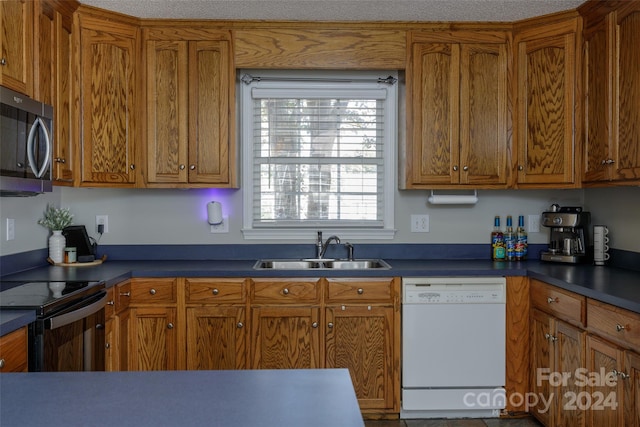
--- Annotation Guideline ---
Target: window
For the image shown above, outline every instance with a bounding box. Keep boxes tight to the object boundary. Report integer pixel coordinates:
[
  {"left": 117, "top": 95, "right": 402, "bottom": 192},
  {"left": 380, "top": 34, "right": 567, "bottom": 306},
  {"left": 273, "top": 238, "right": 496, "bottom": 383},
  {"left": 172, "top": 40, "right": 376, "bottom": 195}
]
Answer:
[{"left": 241, "top": 70, "right": 397, "bottom": 240}]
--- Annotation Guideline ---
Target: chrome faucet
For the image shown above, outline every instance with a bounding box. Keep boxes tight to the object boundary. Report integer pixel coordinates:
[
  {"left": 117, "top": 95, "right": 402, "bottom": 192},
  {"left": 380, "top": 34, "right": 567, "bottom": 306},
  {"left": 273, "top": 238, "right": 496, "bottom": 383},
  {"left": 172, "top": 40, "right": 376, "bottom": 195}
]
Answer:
[{"left": 316, "top": 231, "right": 341, "bottom": 259}]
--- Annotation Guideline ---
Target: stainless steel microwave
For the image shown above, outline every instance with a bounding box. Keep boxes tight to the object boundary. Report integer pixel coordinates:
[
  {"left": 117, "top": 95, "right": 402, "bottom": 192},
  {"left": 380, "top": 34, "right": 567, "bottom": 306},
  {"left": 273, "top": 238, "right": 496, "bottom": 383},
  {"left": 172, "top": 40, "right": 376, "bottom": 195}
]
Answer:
[{"left": 0, "top": 86, "right": 53, "bottom": 196}]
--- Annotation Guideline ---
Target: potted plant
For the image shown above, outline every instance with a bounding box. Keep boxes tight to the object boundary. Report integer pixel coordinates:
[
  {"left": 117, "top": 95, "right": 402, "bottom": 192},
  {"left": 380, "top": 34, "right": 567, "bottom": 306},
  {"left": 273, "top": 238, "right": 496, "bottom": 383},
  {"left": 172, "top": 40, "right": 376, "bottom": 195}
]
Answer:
[{"left": 38, "top": 204, "right": 73, "bottom": 263}]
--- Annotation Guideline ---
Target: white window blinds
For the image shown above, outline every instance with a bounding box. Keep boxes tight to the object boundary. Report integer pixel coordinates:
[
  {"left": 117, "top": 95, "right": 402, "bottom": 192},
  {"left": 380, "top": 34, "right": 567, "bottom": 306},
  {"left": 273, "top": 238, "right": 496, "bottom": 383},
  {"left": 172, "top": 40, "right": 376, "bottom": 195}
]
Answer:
[{"left": 241, "top": 71, "right": 397, "bottom": 232}]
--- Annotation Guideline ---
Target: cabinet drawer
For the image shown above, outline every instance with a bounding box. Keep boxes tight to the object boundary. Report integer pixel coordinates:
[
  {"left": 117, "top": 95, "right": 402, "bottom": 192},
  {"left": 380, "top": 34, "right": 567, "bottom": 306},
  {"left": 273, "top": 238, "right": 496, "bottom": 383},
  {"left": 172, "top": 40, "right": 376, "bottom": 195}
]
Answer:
[
  {"left": 186, "top": 278, "right": 246, "bottom": 304},
  {"left": 130, "top": 278, "right": 176, "bottom": 304},
  {"left": 326, "top": 278, "right": 393, "bottom": 302},
  {"left": 587, "top": 299, "right": 640, "bottom": 350},
  {"left": 530, "top": 279, "right": 585, "bottom": 326},
  {"left": 0, "top": 327, "right": 28, "bottom": 373},
  {"left": 251, "top": 279, "right": 320, "bottom": 303}
]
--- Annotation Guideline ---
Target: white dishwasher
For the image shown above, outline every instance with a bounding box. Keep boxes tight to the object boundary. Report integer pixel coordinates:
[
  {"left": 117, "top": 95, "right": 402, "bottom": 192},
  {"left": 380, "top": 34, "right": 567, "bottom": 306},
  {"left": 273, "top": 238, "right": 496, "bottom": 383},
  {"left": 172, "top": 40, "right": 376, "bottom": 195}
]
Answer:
[{"left": 401, "top": 277, "right": 506, "bottom": 419}]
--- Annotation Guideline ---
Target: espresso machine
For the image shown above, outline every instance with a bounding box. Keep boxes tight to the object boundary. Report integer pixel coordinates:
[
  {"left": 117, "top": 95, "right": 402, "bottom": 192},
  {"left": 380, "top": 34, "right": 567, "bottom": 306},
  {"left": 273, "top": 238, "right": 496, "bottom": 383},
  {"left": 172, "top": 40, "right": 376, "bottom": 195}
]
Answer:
[{"left": 540, "top": 205, "right": 592, "bottom": 263}]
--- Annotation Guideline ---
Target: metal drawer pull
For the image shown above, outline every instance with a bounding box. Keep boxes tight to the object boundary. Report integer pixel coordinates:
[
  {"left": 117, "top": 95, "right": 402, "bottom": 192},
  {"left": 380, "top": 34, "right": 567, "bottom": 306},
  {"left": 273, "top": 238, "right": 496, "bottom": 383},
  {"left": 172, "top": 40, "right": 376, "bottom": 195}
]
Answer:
[
  {"left": 612, "top": 369, "right": 630, "bottom": 380},
  {"left": 212, "top": 288, "right": 219, "bottom": 295},
  {"left": 120, "top": 292, "right": 131, "bottom": 297},
  {"left": 544, "top": 333, "right": 557, "bottom": 342},
  {"left": 616, "top": 324, "right": 626, "bottom": 332},
  {"left": 107, "top": 300, "right": 115, "bottom": 306},
  {"left": 547, "top": 297, "right": 558, "bottom": 304},
  {"left": 167, "top": 323, "right": 174, "bottom": 329},
  {"left": 357, "top": 288, "right": 364, "bottom": 295},
  {"left": 282, "top": 288, "right": 289, "bottom": 295},
  {"left": 105, "top": 343, "right": 111, "bottom": 349},
  {"left": 149, "top": 288, "right": 156, "bottom": 295},
  {"left": 312, "top": 322, "right": 318, "bottom": 328},
  {"left": 328, "top": 322, "right": 334, "bottom": 329},
  {"left": 237, "top": 322, "right": 243, "bottom": 328},
  {"left": 0, "top": 359, "right": 5, "bottom": 368}
]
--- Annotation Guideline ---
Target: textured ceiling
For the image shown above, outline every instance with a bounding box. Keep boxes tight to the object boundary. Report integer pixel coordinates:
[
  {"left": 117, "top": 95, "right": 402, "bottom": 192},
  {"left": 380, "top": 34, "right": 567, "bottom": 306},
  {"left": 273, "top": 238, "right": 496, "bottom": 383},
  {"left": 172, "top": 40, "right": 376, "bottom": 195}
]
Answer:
[{"left": 79, "top": 0, "right": 586, "bottom": 22}]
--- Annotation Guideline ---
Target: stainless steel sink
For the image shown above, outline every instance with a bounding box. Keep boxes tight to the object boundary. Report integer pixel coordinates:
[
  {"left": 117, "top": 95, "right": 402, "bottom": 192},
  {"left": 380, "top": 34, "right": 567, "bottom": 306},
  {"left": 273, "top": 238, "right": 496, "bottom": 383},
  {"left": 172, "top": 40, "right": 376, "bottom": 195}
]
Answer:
[{"left": 253, "top": 259, "right": 390, "bottom": 270}]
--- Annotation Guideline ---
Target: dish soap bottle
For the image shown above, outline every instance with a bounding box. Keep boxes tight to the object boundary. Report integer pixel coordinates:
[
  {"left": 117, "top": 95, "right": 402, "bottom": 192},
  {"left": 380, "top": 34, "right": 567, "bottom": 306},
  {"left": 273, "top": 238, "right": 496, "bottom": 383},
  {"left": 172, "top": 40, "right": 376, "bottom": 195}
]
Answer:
[
  {"left": 516, "top": 215, "right": 528, "bottom": 260},
  {"left": 505, "top": 216, "right": 515, "bottom": 261},
  {"left": 491, "top": 216, "right": 505, "bottom": 261}
]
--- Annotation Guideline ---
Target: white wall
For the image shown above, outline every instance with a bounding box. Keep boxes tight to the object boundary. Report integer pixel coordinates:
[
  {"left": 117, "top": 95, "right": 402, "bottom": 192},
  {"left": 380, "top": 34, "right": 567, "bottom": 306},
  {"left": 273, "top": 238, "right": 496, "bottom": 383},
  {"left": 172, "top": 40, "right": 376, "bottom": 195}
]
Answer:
[{"left": 3, "top": 185, "right": 637, "bottom": 257}]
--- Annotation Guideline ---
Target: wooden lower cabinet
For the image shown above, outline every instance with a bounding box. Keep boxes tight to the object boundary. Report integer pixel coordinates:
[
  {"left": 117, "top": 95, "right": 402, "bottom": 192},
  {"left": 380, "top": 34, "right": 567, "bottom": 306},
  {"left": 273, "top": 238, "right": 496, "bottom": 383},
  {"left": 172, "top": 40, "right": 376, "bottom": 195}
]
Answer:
[
  {"left": 129, "top": 306, "right": 178, "bottom": 371},
  {"left": 0, "top": 326, "right": 28, "bottom": 373},
  {"left": 585, "top": 335, "right": 624, "bottom": 426},
  {"left": 186, "top": 306, "right": 246, "bottom": 370},
  {"left": 250, "top": 306, "right": 321, "bottom": 369}
]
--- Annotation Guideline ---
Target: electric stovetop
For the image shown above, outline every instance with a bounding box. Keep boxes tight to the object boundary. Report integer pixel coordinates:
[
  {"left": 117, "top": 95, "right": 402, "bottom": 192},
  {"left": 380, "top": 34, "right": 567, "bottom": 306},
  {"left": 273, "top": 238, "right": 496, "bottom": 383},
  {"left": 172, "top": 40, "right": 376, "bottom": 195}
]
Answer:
[{"left": 0, "top": 281, "right": 105, "bottom": 316}]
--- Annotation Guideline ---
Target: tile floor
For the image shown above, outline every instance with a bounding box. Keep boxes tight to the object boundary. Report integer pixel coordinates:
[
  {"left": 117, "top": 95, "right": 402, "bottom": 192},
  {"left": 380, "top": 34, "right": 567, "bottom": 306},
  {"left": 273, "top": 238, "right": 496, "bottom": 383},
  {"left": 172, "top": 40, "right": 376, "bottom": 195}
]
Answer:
[{"left": 365, "top": 416, "right": 543, "bottom": 427}]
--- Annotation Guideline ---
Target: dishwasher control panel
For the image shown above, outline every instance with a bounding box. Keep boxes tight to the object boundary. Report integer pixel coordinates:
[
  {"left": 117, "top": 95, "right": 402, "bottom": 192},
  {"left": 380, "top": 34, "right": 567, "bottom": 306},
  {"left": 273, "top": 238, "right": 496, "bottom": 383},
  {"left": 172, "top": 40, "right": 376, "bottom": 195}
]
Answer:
[{"left": 402, "top": 277, "right": 506, "bottom": 304}]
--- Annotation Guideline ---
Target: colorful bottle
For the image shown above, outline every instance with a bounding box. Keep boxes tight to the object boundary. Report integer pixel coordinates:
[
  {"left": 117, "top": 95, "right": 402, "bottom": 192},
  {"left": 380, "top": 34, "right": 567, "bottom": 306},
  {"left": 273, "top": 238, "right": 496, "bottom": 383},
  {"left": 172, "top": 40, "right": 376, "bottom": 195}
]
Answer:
[
  {"left": 516, "top": 215, "right": 528, "bottom": 260},
  {"left": 505, "top": 216, "right": 515, "bottom": 261},
  {"left": 491, "top": 216, "right": 505, "bottom": 261}
]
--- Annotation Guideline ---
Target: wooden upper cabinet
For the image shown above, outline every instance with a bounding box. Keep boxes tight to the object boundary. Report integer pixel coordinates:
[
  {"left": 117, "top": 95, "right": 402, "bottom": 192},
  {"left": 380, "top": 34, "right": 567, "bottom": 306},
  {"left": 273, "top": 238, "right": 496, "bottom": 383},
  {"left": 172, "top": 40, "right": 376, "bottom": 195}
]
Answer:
[
  {"left": 404, "top": 31, "right": 509, "bottom": 189},
  {"left": 0, "top": 0, "right": 33, "bottom": 96},
  {"left": 34, "top": 0, "right": 78, "bottom": 184},
  {"left": 582, "top": 3, "right": 640, "bottom": 185},
  {"left": 78, "top": 13, "right": 139, "bottom": 186},
  {"left": 144, "top": 28, "right": 235, "bottom": 187},
  {"left": 514, "top": 16, "right": 580, "bottom": 188}
]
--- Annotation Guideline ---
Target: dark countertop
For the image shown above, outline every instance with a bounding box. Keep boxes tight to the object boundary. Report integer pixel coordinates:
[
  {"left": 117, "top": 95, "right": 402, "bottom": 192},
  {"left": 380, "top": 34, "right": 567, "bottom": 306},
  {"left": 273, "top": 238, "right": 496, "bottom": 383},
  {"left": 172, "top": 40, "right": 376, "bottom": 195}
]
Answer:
[
  {"left": 0, "top": 369, "right": 364, "bottom": 427},
  {"left": 2, "top": 258, "right": 640, "bottom": 335},
  {"left": 0, "top": 310, "right": 35, "bottom": 336}
]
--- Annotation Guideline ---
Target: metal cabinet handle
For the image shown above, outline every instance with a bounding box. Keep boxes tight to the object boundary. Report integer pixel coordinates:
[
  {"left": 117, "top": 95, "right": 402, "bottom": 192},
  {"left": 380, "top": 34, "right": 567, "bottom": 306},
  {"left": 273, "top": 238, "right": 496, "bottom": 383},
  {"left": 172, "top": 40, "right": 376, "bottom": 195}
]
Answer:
[
  {"left": 96, "top": 323, "right": 104, "bottom": 330},
  {"left": 189, "top": 165, "right": 196, "bottom": 170},
  {"left": 452, "top": 165, "right": 458, "bottom": 171},
  {"left": 547, "top": 297, "right": 558, "bottom": 304},
  {"left": 312, "top": 322, "right": 318, "bottom": 328},
  {"left": 606, "top": 159, "right": 615, "bottom": 165},
  {"left": 0, "top": 359, "right": 5, "bottom": 368},
  {"left": 120, "top": 292, "right": 131, "bottom": 297},
  {"left": 0, "top": 58, "right": 6, "bottom": 66},
  {"left": 130, "top": 164, "right": 135, "bottom": 170},
  {"left": 167, "top": 323, "right": 174, "bottom": 329},
  {"left": 357, "top": 288, "right": 364, "bottom": 295},
  {"left": 518, "top": 165, "right": 524, "bottom": 171},
  {"left": 237, "top": 322, "right": 243, "bottom": 328},
  {"left": 105, "top": 342, "right": 111, "bottom": 349},
  {"left": 544, "top": 333, "right": 557, "bottom": 342},
  {"left": 212, "top": 288, "right": 219, "bottom": 295},
  {"left": 107, "top": 300, "right": 115, "bottom": 306},
  {"left": 612, "top": 369, "right": 629, "bottom": 379},
  {"left": 54, "top": 157, "right": 66, "bottom": 164},
  {"left": 282, "top": 288, "right": 289, "bottom": 295},
  {"left": 328, "top": 322, "right": 334, "bottom": 329},
  {"left": 149, "top": 288, "right": 156, "bottom": 295},
  {"left": 179, "top": 164, "right": 186, "bottom": 170},
  {"left": 463, "top": 166, "right": 469, "bottom": 171},
  {"left": 616, "top": 324, "right": 626, "bottom": 332}
]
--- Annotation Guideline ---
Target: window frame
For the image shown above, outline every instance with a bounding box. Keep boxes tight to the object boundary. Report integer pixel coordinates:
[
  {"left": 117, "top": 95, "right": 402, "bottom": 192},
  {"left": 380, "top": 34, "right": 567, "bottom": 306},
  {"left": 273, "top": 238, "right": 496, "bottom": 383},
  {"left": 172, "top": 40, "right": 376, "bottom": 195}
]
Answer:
[{"left": 240, "top": 70, "right": 397, "bottom": 240}]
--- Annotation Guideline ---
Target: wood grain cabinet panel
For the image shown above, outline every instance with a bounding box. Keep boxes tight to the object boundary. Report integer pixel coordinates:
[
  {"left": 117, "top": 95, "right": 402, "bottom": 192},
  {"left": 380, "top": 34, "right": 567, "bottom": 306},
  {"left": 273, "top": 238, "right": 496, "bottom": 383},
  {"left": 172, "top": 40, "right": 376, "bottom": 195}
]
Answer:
[
  {"left": 581, "top": 2, "right": 640, "bottom": 185},
  {"left": 514, "top": 16, "right": 580, "bottom": 188},
  {"left": 144, "top": 28, "right": 235, "bottom": 187},
  {"left": 404, "top": 31, "right": 509, "bottom": 189},
  {"left": 129, "top": 306, "right": 178, "bottom": 371},
  {"left": 78, "top": 14, "right": 138, "bottom": 186},
  {"left": 530, "top": 278, "right": 586, "bottom": 327},
  {"left": 0, "top": 327, "right": 28, "bottom": 373},
  {"left": 0, "top": 0, "right": 33, "bottom": 95}
]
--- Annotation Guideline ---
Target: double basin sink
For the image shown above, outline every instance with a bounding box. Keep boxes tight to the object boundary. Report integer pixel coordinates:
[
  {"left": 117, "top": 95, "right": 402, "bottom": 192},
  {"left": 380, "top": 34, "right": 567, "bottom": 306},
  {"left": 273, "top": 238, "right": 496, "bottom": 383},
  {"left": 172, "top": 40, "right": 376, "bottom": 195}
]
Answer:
[{"left": 254, "top": 259, "right": 391, "bottom": 270}]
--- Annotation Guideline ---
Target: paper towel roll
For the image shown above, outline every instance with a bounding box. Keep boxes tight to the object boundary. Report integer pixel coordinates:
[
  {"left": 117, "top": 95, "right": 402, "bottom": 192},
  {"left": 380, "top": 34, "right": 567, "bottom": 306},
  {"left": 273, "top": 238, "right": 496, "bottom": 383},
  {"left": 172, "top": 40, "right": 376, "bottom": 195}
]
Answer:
[{"left": 427, "top": 191, "right": 478, "bottom": 205}]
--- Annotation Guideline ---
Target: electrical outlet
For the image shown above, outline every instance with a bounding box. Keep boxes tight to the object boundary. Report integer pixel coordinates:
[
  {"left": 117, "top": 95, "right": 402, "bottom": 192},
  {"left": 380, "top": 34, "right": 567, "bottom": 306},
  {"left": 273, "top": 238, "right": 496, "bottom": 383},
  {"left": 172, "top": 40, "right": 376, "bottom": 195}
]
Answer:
[
  {"left": 210, "top": 217, "right": 229, "bottom": 233},
  {"left": 96, "top": 215, "right": 109, "bottom": 233},
  {"left": 6, "top": 218, "right": 15, "bottom": 241},
  {"left": 411, "top": 214, "right": 429, "bottom": 233},
  {"left": 528, "top": 214, "right": 541, "bottom": 233}
]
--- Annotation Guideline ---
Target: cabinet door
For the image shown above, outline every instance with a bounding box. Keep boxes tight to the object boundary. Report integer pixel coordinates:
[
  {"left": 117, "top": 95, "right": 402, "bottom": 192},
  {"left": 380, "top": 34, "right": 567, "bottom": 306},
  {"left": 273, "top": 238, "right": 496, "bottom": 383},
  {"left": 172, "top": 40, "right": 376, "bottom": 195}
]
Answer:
[
  {"left": 186, "top": 306, "right": 246, "bottom": 370},
  {"left": 407, "top": 41, "right": 460, "bottom": 186},
  {"left": 516, "top": 21, "right": 578, "bottom": 187},
  {"left": 459, "top": 43, "right": 508, "bottom": 186},
  {"left": 117, "top": 309, "right": 130, "bottom": 371},
  {"left": 555, "top": 320, "right": 586, "bottom": 427},
  {"left": 104, "top": 317, "right": 116, "bottom": 371},
  {"left": 586, "top": 335, "right": 624, "bottom": 427},
  {"left": 79, "top": 16, "right": 138, "bottom": 185},
  {"left": 250, "top": 306, "right": 320, "bottom": 369},
  {"left": 0, "top": 327, "right": 28, "bottom": 373},
  {"left": 188, "top": 39, "right": 233, "bottom": 184},
  {"left": 583, "top": 15, "right": 613, "bottom": 183},
  {"left": 0, "top": 0, "right": 33, "bottom": 95},
  {"left": 530, "top": 309, "right": 554, "bottom": 426},
  {"left": 129, "top": 307, "right": 177, "bottom": 371},
  {"left": 624, "top": 351, "right": 640, "bottom": 427},
  {"left": 146, "top": 39, "right": 189, "bottom": 184},
  {"left": 613, "top": 7, "right": 640, "bottom": 181},
  {"left": 35, "top": 1, "right": 76, "bottom": 183},
  {"left": 325, "top": 305, "right": 394, "bottom": 410}
]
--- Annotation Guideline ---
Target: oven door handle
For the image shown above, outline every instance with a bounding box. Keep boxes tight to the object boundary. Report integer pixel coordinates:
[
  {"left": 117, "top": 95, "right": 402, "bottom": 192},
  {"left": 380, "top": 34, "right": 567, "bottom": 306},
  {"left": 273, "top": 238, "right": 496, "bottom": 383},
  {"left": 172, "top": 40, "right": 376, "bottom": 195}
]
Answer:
[{"left": 47, "top": 292, "right": 107, "bottom": 330}]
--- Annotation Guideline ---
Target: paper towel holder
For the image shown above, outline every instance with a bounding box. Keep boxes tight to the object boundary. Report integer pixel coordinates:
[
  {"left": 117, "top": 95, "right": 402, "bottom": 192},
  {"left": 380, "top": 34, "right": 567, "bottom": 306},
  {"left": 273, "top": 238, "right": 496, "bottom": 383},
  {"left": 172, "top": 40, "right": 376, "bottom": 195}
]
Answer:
[{"left": 427, "top": 190, "right": 478, "bottom": 205}]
